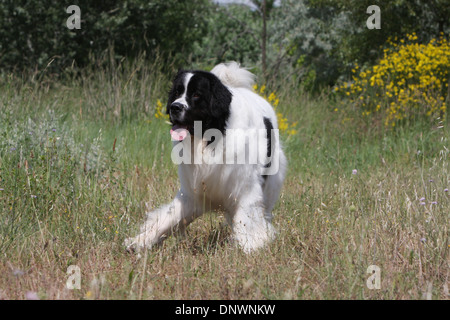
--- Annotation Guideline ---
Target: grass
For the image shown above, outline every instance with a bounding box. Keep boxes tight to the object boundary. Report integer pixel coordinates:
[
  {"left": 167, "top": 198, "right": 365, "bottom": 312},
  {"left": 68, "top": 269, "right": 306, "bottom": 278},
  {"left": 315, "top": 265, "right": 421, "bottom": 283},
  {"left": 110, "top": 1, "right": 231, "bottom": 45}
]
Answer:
[{"left": 0, "top": 59, "right": 448, "bottom": 300}]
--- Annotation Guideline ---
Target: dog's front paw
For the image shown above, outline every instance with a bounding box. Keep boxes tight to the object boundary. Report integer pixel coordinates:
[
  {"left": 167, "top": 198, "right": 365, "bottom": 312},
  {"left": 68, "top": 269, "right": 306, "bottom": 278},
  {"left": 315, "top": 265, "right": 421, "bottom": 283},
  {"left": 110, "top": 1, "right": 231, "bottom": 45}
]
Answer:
[
  {"left": 124, "top": 230, "right": 163, "bottom": 253},
  {"left": 124, "top": 235, "right": 147, "bottom": 253}
]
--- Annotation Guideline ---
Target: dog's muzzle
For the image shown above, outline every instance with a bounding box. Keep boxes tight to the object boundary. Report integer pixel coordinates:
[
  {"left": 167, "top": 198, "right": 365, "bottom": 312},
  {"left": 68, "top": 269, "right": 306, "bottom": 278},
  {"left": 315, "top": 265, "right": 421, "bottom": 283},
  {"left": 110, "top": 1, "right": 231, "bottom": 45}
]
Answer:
[{"left": 170, "top": 102, "right": 185, "bottom": 116}]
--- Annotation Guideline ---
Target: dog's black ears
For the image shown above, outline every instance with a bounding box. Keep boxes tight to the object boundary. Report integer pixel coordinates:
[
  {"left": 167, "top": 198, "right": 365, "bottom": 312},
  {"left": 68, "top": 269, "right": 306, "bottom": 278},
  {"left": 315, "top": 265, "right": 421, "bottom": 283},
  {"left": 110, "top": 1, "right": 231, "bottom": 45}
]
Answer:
[
  {"left": 204, "top": 74, "right": 232, "bottom": 133},
  {"left": 210, "top": 76, "right": 232, "bottom": 119}
]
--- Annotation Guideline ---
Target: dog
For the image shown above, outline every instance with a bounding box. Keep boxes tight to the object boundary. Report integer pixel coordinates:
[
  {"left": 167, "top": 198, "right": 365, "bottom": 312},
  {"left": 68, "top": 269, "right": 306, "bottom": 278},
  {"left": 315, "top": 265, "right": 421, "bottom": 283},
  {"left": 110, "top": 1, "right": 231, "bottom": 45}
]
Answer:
[{"left": 125, "top": 62, "right": 287, "bottom": 253}]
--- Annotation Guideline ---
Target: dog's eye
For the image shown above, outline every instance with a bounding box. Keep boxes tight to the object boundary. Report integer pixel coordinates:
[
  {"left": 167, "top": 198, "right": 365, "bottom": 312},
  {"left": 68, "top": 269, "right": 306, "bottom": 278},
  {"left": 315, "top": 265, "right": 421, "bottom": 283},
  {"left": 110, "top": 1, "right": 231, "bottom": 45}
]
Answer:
[
  {"left": 174, "top": 86, "right": 184, "bottom": 98},
  {"left": 192, "top": 93, "right": 201, "bottom": 99}
]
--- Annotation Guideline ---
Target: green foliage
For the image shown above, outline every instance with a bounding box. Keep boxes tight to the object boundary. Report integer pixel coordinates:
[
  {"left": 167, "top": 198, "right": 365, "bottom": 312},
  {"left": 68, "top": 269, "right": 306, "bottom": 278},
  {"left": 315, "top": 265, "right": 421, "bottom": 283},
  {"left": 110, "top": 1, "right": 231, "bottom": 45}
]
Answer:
[
  {"left": 0, "top": 0, "right": 209, "bottom": 72},
  {"left": 313, "top": 0, "right": 450, "bottom": 66},
  {"left": 268, "top": 0, "right": 450, "bottom": 89},
  {"left": 190, "top": 4, "right": 262, "bottom": 68},
  {"left": 268, "top": 0, "right": 350, "bottom": 89},
  {"left": 1, "top": 0, "right": 449, "bottom": 90}
]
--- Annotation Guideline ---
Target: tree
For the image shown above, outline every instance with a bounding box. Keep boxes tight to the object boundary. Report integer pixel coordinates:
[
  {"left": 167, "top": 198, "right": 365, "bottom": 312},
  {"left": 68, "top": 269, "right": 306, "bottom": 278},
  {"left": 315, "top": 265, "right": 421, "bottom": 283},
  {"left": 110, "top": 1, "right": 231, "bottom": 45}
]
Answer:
[
  {"left": 0, "top": 0, "right": 210, "bottom": 72},
  {"left": 190, "top": 3, "right": 262, "bottom": 69},
  {"left": 308, "top": 0, "right": 450, "bottom": 65},
  {"left": 267, "top": 0, "right": 450, "bottom": 89},
  {"left": 250, "top": 0, "right": 276, "bottom": 76}
]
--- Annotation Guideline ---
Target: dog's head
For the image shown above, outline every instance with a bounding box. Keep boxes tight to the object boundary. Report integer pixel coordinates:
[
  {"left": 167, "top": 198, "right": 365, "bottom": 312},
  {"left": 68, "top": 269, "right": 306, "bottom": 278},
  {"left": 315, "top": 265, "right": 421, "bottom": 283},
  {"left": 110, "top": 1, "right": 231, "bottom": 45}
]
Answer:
[{"left": 166, "top": 70, "right": 232, "bottom": 141}]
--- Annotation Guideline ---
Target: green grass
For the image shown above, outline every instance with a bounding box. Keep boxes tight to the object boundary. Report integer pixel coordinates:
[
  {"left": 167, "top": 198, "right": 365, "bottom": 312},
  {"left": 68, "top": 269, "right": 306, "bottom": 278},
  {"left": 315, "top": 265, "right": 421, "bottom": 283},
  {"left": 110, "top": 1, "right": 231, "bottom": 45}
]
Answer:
[{"left": 0, "top": 61, "right": 448, "bottom": 300}]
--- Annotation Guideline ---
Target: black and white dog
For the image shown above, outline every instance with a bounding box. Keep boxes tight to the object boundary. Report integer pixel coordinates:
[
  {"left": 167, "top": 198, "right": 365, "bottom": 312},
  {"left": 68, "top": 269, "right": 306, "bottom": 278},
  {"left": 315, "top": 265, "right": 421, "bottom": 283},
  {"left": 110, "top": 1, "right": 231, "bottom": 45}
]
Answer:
[{"left": 125, "top": 62, "right": 287, "bottom": 253}]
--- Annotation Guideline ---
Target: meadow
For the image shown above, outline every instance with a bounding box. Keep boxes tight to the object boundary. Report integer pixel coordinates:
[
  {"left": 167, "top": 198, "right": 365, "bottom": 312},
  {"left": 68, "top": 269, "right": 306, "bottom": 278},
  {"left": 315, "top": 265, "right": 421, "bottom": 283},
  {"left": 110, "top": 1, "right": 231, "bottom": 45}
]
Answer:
[{"left": 0, "top": 56, "right": 448, "bottom": 300}]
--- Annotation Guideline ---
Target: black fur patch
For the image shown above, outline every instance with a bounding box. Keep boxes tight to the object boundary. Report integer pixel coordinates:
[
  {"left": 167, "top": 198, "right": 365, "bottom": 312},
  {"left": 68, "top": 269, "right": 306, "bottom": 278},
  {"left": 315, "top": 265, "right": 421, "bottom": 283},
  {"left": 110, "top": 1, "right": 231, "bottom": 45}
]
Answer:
[{"left": 262, "top": 117, "right": 274, "bottom": 181}]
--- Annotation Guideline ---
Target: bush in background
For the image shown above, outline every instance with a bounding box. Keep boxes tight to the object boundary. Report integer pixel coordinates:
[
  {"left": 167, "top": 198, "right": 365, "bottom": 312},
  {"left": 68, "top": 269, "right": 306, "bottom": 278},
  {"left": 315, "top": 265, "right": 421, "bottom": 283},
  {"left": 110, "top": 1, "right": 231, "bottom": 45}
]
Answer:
[
  {"left": 1, "top": 1, "right": 449, "bottom": 96},
  {"left": 0, "top": 0, "right": 209, "bottom": 73},
  {"left": 268, "top": 0, "right": 450, "bottom": 90},
  {"left": 336, "top": 34, "right": 450, "bottom": 127}
]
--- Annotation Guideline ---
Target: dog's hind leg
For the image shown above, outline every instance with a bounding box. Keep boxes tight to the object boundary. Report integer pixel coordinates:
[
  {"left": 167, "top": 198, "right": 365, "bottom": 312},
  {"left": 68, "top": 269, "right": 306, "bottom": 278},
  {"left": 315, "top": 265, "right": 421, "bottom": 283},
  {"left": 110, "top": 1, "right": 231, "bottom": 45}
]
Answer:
[
  {"left": 228, "top": 188, "right": 277, "bottom": 253},
  {"left": 124, "top": 190, "right": 197, "bottom": 251}
]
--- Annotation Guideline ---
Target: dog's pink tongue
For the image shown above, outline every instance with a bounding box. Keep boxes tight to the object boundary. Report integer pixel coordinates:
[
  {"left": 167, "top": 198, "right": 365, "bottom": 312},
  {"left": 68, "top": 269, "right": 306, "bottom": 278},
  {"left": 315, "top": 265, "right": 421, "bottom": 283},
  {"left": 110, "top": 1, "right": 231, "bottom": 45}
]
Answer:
[{"left": 170, "top": 125, "right": 189, "bottom": 141}]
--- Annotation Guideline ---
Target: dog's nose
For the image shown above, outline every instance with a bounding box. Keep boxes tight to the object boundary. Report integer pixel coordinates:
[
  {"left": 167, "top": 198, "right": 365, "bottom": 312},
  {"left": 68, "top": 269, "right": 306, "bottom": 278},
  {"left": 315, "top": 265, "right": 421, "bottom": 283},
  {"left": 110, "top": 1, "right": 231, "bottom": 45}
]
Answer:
[{"left": 170, "top": 102, "right": 184, "bottom": 114}]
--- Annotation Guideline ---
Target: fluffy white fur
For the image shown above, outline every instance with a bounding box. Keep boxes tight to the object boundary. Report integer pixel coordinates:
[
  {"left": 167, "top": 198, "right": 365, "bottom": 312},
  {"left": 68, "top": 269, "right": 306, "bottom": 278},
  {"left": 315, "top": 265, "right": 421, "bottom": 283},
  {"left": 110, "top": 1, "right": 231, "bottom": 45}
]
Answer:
[
  {"left": 210, "top": 61, "right": 255, "bottom": 90},
  {"left": 125, "top": 62, "right": 287, "bottom": 253}
]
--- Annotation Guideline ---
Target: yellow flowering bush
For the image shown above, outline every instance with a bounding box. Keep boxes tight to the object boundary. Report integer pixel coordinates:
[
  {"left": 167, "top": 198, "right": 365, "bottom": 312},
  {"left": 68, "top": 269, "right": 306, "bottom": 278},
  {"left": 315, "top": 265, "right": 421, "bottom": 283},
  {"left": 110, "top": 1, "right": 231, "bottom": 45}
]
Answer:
[
  {"left": 253, "top": 84, "right": 298, "bottom": 136},
  {"left": 336, "top": 34, "right": 450, "bottom": 127}
]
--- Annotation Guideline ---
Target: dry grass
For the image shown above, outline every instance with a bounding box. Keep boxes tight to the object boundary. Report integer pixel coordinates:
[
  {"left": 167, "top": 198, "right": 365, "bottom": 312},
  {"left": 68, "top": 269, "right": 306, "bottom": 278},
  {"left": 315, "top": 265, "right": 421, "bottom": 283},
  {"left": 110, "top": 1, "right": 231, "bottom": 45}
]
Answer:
[
  {"left": 0, "top": 62, "right": 448, "bottom": 300},
  {"left": 1, "top": 163, "right": 448, "bottom": 300}
]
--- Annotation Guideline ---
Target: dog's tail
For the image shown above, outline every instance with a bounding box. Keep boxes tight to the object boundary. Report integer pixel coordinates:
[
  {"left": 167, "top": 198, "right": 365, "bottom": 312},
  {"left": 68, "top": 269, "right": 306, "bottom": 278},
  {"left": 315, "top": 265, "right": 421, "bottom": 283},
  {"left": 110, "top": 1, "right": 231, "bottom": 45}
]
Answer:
[{"left": 211, "top": 61, "right": 255, "bottom": 90}]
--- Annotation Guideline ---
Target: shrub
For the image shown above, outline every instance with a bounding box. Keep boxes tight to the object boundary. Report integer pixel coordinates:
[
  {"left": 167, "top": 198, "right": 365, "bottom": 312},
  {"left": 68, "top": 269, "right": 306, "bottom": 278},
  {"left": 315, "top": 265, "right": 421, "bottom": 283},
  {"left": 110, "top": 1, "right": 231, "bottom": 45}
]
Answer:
[
  {"left": 336, "top": 34, "right": 450, "bottom": 127},
  {"left": 0, "top": 110, "right": 108, "bottom": 251},
  {"left": 0, "top": 0, "right": 209, "bottom": 72}
]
